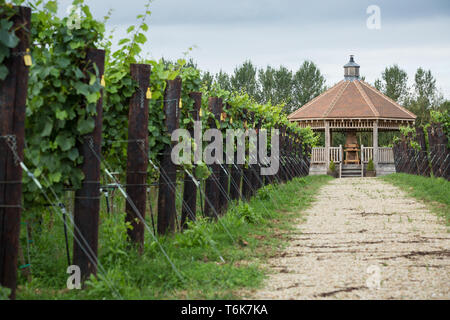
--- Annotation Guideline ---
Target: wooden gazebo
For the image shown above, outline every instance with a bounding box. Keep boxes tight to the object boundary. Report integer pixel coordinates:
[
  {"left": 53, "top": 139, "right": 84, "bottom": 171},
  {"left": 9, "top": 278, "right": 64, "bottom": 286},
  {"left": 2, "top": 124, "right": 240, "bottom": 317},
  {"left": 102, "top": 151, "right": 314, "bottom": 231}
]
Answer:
[{"left": 288, "top": 56, "right": 416, "bottom": 177}]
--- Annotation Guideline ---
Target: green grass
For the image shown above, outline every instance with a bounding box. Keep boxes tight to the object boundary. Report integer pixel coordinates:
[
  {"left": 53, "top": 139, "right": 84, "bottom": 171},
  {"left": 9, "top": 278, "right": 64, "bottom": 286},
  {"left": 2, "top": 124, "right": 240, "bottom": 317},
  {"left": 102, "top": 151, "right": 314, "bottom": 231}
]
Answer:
[
  {"left": 381, "top": 173, "right": 450, "bottom": 225},
  {"left": 15, "top": 175, "right": 332, "bottom": 300}
]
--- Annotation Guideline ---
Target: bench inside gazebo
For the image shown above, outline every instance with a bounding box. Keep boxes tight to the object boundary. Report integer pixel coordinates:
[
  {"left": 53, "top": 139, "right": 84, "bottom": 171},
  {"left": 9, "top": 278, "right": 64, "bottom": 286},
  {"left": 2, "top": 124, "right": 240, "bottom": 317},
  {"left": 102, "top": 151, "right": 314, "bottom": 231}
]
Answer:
[{"left": 288, "top": 56, "right": 417, "bottom": 178}]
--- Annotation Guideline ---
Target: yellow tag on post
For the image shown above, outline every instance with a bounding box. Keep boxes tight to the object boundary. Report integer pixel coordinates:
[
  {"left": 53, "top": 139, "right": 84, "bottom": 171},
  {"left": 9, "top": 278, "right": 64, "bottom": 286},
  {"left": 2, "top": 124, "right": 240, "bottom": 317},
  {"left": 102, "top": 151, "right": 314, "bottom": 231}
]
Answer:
[
  {"left": 199, "top": 108, "right": 203, "bottom": 117},
  {"left": 100, "top": 75, "right": 106, "bottom": 87},
  {"left": 146, "top": 87, "right": 152, "bottom": 99},
  {"left": 179, "top": 99, "right": 183, "bottom": 109},
  {"left": 24, "top": 49, "right": 32, "bottom": 67}
]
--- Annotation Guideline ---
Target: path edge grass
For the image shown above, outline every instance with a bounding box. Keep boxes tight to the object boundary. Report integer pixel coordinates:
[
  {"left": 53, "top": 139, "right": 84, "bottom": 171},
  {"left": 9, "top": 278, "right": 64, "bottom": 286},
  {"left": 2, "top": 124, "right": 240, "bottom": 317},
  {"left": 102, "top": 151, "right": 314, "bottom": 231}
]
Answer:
[{"left": 380, "top": 173, "right": 449, "bottom": 226}]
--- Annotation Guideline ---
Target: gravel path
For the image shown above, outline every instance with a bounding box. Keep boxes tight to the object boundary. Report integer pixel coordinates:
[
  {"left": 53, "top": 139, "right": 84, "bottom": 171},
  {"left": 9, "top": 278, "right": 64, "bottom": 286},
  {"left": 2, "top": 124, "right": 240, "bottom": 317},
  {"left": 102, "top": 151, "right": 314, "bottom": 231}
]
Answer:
[{"left": 250, "top": 178, "right": 450, "bottom": 300}]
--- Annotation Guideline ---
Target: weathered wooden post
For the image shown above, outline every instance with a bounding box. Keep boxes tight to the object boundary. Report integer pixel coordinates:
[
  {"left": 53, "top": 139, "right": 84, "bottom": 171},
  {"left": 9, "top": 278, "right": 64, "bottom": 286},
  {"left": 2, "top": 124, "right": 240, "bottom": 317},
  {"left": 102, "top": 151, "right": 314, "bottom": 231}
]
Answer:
[
  {"left": 280, "top": 126, "right": 287, "bottom": 182},
  {"left": 302, "top": 137, "right": 309, "bottom": 177},
  {"left": 229, "top": 111, "right": 242, "bottom": 201},
  {"left": 294, "top": 134, "right": 301, "bottom": 177},
  {"left": 125, "top": 64, "right": 150, "bottom": 251},
  {"left": 73, "top": 48, "right": 105, "bottom": 282},
  {"left": 204, "top": 97, "right": 222, "bottom": 218},
  {"left": 242, "top": 166, "right": 252, "bottom": 200},
  {"left": 406, "top": 132, "right": 415, "bottom": 175},
  {"left": 218, "top": 104, "right": 230, "bottom": 214},
  {"left": 415, "top": 127, "right": 430, "bottom": 177},
  {"left": 285, "top": 130, "right": 293, "bottom": 180},
  {"left": 181, "top": 92, "right": 202, "bottom": 229},
  {"left": 400, "top": 136, "right": 408, "bottom": 174},
  {"left": 230, "top": 161, "right": 242, "bottom": 200},
  {"left": 435, "top": 124, "right": 449, "bottom": 179},
  {"left": 242, "top": 111, "right": 254, "bottom": 200},
  {"left": 157, "top": 78, "right": 182, "bottom": 234},
  {"left": 0, "top": 6, "right": 31, "bottom": 300},
  {"left": 253, "top": 117, "right": 263, "bottom": 190}
]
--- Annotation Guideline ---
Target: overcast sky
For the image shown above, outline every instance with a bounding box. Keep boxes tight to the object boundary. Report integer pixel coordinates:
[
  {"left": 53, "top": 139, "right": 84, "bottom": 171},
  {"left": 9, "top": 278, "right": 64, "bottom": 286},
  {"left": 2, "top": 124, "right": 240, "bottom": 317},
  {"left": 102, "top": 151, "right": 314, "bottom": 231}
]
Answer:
[{"left": 59, "top": 0, "right": 450, "bottom": 98}]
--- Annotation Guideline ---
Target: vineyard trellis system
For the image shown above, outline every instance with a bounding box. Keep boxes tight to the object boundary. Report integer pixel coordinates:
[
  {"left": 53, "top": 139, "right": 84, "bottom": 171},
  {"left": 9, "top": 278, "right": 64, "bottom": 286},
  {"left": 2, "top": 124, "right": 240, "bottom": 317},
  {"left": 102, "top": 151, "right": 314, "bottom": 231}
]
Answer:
[
  {"left": 0, "top": 4, "right": 315, "bottom": 299},
  {"left": 393, "top": 123, "right": 450, "bottom": 180}
]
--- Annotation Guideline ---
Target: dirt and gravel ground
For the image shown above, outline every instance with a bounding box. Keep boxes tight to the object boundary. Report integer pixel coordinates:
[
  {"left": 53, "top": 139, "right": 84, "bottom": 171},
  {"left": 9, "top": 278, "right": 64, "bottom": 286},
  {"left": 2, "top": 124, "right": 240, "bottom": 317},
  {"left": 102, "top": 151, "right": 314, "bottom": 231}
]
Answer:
[{"left": 249, "top": 178, "right": 450, "bottom": 300}]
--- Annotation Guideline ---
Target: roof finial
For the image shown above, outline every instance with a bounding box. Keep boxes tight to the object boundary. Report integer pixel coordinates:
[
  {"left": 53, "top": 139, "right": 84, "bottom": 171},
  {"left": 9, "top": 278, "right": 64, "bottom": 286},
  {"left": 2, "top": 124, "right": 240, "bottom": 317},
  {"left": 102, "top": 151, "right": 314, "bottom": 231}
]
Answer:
[{"left": 344, "top": 55, "right": 360, "bottom": 81}]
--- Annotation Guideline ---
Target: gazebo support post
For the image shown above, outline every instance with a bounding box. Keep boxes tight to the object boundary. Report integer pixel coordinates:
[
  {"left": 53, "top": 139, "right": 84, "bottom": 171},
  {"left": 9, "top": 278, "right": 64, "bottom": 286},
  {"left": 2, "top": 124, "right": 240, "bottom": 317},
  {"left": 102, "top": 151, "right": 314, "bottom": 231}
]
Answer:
[
  {"left": 325, "top": 121, "right": 330, "bottom": 168},
  {"left": 373, "top": 120, "right": 378, "bottom": 170}
]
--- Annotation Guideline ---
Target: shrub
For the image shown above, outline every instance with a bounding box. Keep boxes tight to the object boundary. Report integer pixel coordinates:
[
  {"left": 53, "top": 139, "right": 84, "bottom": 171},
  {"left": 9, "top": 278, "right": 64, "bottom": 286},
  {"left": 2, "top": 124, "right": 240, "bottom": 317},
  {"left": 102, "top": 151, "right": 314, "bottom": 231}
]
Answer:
[
  {"left": 329, "top": 160, "right": 336, "bottom": 172},
  {"left": 367, "top": 158, "right": 375, "bottom": 171}
]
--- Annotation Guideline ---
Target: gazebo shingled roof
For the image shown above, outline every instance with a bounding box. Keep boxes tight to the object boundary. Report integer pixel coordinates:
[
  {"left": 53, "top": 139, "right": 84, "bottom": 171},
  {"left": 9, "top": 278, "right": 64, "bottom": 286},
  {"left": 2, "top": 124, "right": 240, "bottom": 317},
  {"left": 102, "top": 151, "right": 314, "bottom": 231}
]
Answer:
[{"left": 288, "top": 80, "right": 416, "bottom": 121}]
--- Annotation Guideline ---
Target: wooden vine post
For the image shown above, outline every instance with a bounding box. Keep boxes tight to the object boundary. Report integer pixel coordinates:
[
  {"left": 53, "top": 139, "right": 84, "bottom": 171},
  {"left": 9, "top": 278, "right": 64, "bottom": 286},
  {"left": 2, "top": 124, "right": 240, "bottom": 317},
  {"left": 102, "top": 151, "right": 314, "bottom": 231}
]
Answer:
[
  {"left": 181, "top": 92, "right": 202, "bottom": 229},
  {"left": 415, "top": 127, "right": 430, "bottom": 177},
  {"left": 229, "top": 110, "right": 242, "bottom": 201},
  {"left": 286, "top": 130, "right": 294, "bottom": 180},
  {"left": 280, "top": 126, "right": 287, "bottom": 182},
  {"left": 241, "top": 110, "right": 252, "bottom": 200},
  {"left": 249, "top": 114, "right": 258, "bottom": 196},
  {"left": 304, "top": 141, "right": 311, "bottom": 177},
  {"left": 72, "top": 48, "right": 105, "bottom": 283},
  {"left": 125, "top": 64, "right": 150, "bottom": 251},
  {"left": 254, "top": 117, "right": 263, "bottom": 190},
  {"left": 242, "top": 163, "right": 252, "bottom": 200},
  {"left": 218, "top": 103, "right": 229, "bottom": 214},
  {"left": 0, "top": 6, "right": 31, "bottom": 300},
  {"left": 296, "top": 134, "right": 304, "bottom": 177},
  {"left": 157, "top": 77, "right": 182, "bottom": 234},
  {"left": 204, "top": 97, "right": 222, "bottom": 218}
]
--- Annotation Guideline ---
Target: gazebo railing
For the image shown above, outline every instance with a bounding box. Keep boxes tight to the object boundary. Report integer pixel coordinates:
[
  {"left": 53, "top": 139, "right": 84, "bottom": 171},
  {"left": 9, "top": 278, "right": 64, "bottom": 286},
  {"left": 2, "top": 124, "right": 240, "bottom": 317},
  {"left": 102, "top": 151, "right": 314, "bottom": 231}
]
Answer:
[
  {"left": 312, "top": 147, "right": 394, "bottom": 165},
  {"left": 362, "top": 147, "right": 374, "bottom": 163},
  {"left": 330, "top": 147, "right": 342, "bottom": 163},
  {"left": 378, "top": 147, "right": 394, "bottom": 164},
  {"left": 311, "top": 147, "right": 326, "bottom": 163},
  {"left": 311, "top": 147, "right": 342, "bottom": 164},
  {"left": 311, "top": 146, "right": 343, "bottom": 177}
]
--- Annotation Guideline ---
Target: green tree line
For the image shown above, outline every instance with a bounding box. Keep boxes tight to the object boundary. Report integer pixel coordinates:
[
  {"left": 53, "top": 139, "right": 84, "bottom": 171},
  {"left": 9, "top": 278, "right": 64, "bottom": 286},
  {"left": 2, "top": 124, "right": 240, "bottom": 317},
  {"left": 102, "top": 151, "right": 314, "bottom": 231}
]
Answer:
[{"left": 201, "top": 60, "right": 327, "bottom": 114}]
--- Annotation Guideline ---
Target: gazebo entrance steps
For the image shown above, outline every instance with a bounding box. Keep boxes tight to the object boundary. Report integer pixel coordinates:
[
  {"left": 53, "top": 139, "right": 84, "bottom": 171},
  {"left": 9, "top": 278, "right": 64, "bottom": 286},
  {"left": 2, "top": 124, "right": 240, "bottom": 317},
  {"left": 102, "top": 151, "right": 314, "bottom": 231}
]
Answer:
[{"left": 341, "top": 164, "right": 362, "bottom": 178}]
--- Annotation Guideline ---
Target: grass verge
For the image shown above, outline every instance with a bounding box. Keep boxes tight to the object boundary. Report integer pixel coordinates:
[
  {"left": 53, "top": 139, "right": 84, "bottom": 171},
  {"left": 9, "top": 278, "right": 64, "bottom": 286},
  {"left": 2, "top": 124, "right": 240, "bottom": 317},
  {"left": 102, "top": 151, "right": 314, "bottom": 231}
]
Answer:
[
  {"left": 15, "top": 175, "right": 331, "bottom": 300},
  {"left": 381, "top": 173, "right": 449, "bottom": 225}
]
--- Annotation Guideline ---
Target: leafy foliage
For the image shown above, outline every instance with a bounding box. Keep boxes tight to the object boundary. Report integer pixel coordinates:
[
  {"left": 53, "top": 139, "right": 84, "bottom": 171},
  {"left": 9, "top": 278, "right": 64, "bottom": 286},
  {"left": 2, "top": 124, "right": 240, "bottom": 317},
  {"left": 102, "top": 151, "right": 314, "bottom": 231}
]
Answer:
[
  {"left": 101, "top": 6, "right": 151, "bottom": 174},
  {"left": 0, "top": 4, "right": 20, "bottom": 80},
  {"left": 174, "top": 218, "right": 215, "bottom": 249},
  {"left": 430, "top": 110, "right": 450, "bottom": 140},
  {"left": 24, "top": 0, "right": 105, "bottom": 205}
]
